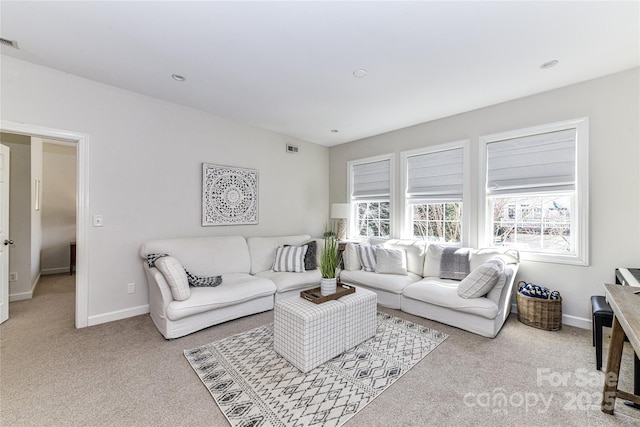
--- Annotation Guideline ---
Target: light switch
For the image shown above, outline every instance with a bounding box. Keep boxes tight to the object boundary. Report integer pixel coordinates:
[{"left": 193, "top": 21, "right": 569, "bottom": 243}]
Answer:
[{"left": 93, "top": 215, "right": 104, "bottom": 227}]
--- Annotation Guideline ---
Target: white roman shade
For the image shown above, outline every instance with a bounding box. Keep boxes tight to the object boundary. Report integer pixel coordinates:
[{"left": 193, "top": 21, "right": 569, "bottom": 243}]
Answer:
[
  {"left": 352, "top": 159, "right": 390, "bottom": 200},
  {"left": 487, "top": 128, "right": 576, "bottom": 195},
  {"left": 407, "top": 148, "right": 463, "bottom": 203}
]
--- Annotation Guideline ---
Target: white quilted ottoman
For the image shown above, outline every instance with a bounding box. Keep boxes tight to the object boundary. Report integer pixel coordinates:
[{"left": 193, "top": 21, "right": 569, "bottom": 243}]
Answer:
[
  {"left": 339, "top": 287, "right": 377, "bottom": 350},
  {"left": 273, "top": 298, "right": 345, "bottom": 373}
]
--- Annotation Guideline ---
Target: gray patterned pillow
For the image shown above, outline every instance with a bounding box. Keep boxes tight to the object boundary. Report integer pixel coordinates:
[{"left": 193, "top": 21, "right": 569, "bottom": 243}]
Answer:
[
  {"left": 357, "top": 244, "right": 377, "bottom": 272},
  {"left": 457, "top": 258, "right": 505, "bottom": 299},
  {"left": 273, "top": 245, "right": 308, "bottom": 273},
  {"left": 285, "top": 241, "right": 317, "bottom": 270}
]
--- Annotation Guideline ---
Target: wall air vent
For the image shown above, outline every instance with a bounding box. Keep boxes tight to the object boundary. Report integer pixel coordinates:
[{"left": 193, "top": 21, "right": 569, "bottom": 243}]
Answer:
[
  {"left": 286, "top": 144, "right": 299, "bottom": 154},
  {"left": 0, "top": 38, "right": 19, "bottom": 49}
]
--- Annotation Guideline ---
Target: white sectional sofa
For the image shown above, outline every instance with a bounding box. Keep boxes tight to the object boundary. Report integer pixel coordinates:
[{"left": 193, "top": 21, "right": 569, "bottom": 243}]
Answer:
[
  {"left": 340, "top": 239, "right": 520, "bottom": 338},
  {"left": 139, "top": 233, "right": 519, "bottom": 340},
  {"left": 139, "top": 234, "right": 321, "bottom": 339}
]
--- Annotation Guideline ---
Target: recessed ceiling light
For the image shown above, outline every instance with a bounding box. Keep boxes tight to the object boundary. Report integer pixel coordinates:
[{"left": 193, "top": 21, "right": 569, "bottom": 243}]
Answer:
[
  {"left": 171, "top": 74, "right": 186, "bottom": 82},
  {"left": 331, "top": 129, "right": 339, "bottom": 133},
  {"left": 540, "top": 60, "right": 559, "bottom": 69},
  {"left": 353, "top": 69, "right": 367, "bottom": 78}
]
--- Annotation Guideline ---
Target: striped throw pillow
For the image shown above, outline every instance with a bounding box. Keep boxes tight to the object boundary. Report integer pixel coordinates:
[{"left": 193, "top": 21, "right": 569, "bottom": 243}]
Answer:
[
  {"left": 357, "top": 244, "right": 377, "bottom": 272},
  {"left": 272, "top": 245, "right": 308, "bottom": 273}
]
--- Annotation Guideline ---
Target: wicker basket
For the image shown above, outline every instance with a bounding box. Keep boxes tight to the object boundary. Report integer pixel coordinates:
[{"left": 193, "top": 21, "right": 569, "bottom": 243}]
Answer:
[{"left": 516, "top": 281, "right": 562, "bottom": 331}]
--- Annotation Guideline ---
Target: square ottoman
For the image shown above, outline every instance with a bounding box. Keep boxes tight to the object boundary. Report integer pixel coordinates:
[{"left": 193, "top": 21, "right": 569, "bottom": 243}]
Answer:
[
  {"left": 339, "top": 287, "right": 378, "bottom": 350},
  {"left": 273, "top": 297, "right": 345, "bottom": 373}
]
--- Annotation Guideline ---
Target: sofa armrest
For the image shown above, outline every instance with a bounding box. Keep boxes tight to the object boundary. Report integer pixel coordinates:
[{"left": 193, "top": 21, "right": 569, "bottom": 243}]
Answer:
[
  {"left": 143, "top": 263, "right": 174, "bottom": 319},
  {"left": 491, "top": 263, "right": 519, "bottom": 310}
]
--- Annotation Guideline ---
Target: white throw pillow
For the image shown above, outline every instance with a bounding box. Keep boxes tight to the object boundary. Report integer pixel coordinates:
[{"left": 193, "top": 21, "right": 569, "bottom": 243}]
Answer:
[
  {"left": 375, "top": 247, "right": 408, "bottom": 275},
  {"left": 272, "top": 245, "right": 307, "bottom": 273},
  {"left": 357, "top": 244, "right": 377, "bottom": 272},
  {"left": 457, "top": 258, "right": 505, "bottom": 299},
  {"left": 154, "top": 256, "right": 191, "bottom": 301},
  {"left": 343, "top": 243, "right": 362, "bottom": 271}
]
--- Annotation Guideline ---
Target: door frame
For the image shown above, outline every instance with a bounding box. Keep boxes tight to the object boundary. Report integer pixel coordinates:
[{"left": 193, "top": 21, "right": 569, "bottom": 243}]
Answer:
[
  {"left": 1, "top": 120, "right": 89, "bottom": 328},
  {"left": 0, "top": 144, "right": 9, "bottom": 324}
]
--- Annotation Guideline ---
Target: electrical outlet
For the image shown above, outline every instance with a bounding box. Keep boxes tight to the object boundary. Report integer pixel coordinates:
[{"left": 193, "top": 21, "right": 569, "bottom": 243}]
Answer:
[
  {"left": 127, "top": 283, "right": 135, "bottom": 294},
  {"left": 9, "top": 272, "right": 17, "bottom": 282}
]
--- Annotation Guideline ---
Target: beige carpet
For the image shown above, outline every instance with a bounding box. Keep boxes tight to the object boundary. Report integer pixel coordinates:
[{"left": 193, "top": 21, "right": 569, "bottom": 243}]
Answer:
[{"left": 1, "top": 274, "right": 639, "bottom": 426}]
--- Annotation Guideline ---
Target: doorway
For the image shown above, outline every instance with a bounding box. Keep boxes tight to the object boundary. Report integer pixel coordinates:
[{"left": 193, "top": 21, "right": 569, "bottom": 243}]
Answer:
[{"left": 0, "top": 120, "right": 89, "bottom": 328}]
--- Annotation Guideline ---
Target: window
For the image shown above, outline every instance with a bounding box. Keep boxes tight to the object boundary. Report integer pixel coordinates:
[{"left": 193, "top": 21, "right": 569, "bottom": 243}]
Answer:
[
  {"left": 355, "top": 201, "right": 390, "bottom": 237},
  {"left": 348, "top": 155, "right": 393, "bottom": 238},
  {"left": 402, "top": 142, "right": 468, "bottom": 243},
  {"left": 411, "top": 202, "right": 462, "bottom": 242},
  {"left": 480, "top": 118, "right": 589, "bottom": 265}
]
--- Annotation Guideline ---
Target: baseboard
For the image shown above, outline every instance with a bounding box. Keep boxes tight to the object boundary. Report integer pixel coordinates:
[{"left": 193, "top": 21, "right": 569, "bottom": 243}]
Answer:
[
  {"left": 87, "top": 304, "right": 149, "bottom": 326},
  {"left": 9, "top": 273, "right": 41, "bottom": 301},
  {"left": 42, "top": 267, "right": 70, "bottom": 275},
  {"left": 510, "top": 303, "right": 590, "bottom": 330},
  {"left": 561, "top": 314, "right": 591, "bottom": 330},
  {"left": 9, "top": 291, "right": 32, "bottom": 302}
]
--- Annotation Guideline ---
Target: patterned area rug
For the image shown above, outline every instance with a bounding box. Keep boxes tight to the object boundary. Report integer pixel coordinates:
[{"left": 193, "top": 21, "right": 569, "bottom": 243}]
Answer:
[{"left": 184, "top": 312, "right": 448, "bottom": 427}]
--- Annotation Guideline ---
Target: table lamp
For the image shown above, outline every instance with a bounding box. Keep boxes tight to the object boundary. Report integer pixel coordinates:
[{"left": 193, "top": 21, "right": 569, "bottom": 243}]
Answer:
[{"left": 331, "top": 203, "right": 350, "bottom": 240}]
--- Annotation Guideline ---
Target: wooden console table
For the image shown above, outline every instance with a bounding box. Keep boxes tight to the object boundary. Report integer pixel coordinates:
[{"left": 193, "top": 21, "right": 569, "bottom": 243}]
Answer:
[{"left": 601, "top": 283, "right": 640, "bottom": 414}]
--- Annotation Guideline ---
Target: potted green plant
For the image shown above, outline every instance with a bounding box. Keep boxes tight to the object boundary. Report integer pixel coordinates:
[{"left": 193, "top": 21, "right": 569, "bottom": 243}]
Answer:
[{"left": 319, "top": 235, "right": 339, "bottom": 295}]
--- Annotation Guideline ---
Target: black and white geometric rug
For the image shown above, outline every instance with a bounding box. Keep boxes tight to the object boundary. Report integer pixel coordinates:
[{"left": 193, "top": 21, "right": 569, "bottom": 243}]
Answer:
[{"left": 184, "top": 312, "right": 447, "bottom": 427}]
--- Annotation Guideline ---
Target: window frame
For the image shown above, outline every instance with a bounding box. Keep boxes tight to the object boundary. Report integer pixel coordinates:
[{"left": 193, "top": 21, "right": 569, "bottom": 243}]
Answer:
[
  {"left": 478, "top": 117, "right": 589, "bottom": 266},
  {"left": 400, "top": 140, "right": 470, "bottom": 245},
  {"left": 347, "top": 153, "right": 395, "bottom": 240}
]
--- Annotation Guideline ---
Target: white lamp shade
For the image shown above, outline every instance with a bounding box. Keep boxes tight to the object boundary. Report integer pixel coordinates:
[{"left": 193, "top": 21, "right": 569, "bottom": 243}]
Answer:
[{"left": 331, "top": 203, "right": 350, "bottom": 219}]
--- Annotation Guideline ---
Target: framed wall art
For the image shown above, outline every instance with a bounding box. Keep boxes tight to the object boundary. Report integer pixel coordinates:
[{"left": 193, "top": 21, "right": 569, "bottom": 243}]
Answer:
[{"left": 202, "top": 163, "right": 259, "bottom": 226}]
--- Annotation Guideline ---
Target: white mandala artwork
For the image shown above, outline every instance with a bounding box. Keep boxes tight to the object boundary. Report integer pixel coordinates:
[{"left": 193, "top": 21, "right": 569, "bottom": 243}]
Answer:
[{"left": 202, "top": 164, "right": 258, "bottom": 226}]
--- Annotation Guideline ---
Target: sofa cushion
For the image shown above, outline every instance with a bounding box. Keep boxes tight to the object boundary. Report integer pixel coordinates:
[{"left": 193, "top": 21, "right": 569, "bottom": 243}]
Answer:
[
  {"left": 403, "top": 279, "right": 499, "bottom": 320},
  {"left": 339, "top": 269, "right": 421, "bottom": 294},
  {"left": 424, "top": 245, "right": 520, "bottom": 278},
  {"left": 247, "top": 235, "right": 311, "bottom": 274},
  {"left": 255, "top": 269, "right": 322, "bottom": 293},
  {"left": 423, "top": 244, "right": 446, "bottom": 277},
  {"left": 272, "top": 245, "right": 307, "bottom": 273},
  {"left": 457, "top": 258, "right": 505, "bottom": 299},
  {"left": 166, "top": 273, "right": 276, "bottom": 321},
  {"left": 357, "top": 244, "right": 377, "bottom": 272},
  {"left": 140, "top": 235, "right": 251, "bottom": 276},
  {"left": 470, "top": 248, "right": 520, "bottom": 271},
  {"left": 375, "top": 247, "right": 407, "bottom": 275},
  {"left": 154, "top": 256, "right": 190, "bottom": 301}
]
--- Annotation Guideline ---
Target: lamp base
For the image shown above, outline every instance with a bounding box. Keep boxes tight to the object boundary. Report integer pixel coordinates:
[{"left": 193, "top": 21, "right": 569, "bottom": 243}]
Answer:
[{"left": 336, "top": 219, "right": 346, "bottom": 241}]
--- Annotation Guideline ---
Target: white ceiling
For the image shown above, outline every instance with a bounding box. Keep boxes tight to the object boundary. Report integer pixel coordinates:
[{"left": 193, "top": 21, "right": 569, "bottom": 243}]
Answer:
[{"left": 1, "top": 1, "right": 638, "bottom": 146}]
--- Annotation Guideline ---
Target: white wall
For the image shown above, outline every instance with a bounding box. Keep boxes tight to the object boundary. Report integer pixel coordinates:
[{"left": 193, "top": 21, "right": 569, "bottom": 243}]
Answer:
[
  {"left": 329, "top": 68, "right": 640, "bottom": 327},
  {"left": 0, "top": 133, "right": 32, "bottom": 300},
  {"left": 41, "top": 142, "right": 77, "bottom": 274},
  {"left": 1, "top": 55, "right": 330, "bottom": 324}
]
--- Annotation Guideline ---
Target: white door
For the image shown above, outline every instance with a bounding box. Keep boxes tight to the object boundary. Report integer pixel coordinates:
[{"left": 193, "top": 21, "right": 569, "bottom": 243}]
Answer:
[{"left": 0, "top": 144, "right": 10, "bottom": 324}]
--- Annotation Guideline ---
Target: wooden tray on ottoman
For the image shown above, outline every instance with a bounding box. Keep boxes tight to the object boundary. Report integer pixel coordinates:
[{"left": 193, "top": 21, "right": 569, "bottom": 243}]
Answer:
[{"left": 301, "top": 283, "right": 355, "bottom": 304}]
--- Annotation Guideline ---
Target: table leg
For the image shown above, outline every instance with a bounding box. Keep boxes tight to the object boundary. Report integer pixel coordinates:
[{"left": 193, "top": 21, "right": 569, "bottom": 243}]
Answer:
[
  {"left": 602, "top": 316, "right": 626, "bottom": 414},
  {"left": 623, "top": 354, "right": 640, "bottom": 410}
]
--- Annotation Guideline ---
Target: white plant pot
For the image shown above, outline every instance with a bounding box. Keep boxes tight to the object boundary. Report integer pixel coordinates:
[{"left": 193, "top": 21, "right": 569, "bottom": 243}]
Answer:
[{"left": 320, "top": 277, "right": 337, "bottom": 296}]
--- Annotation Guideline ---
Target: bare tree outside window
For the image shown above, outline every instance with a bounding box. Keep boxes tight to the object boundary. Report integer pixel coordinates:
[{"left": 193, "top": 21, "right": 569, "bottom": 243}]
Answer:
[
  {"left": 492, "top": 194, "right": 571, "bottom": 252},
  {"left": 356, "top": 201, "right": 390, "bottom": 237},
  {"left": 411, "top": 202, "right": 462, "bottom": 243}
]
